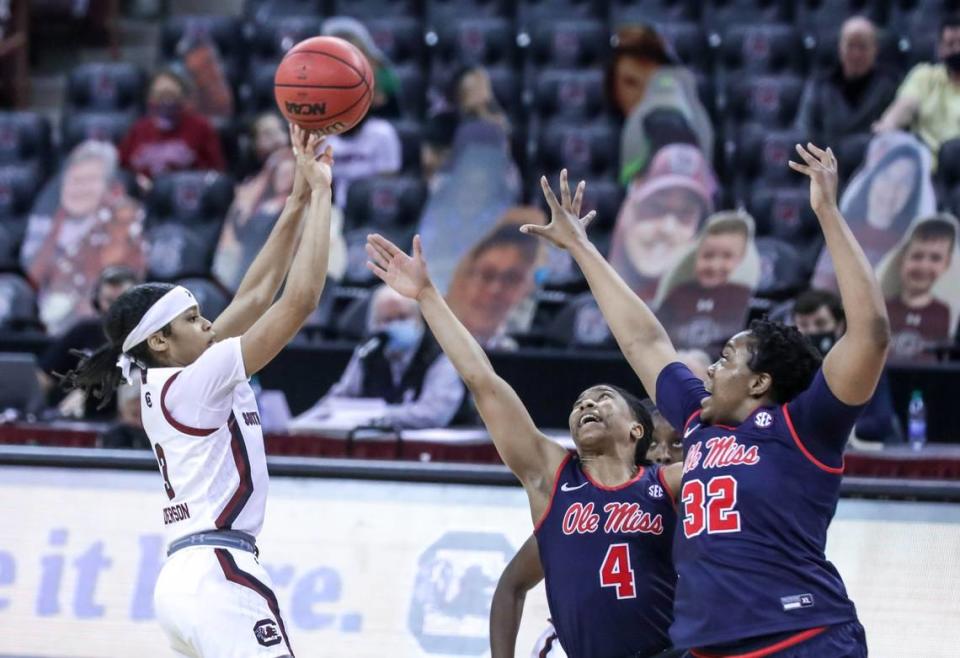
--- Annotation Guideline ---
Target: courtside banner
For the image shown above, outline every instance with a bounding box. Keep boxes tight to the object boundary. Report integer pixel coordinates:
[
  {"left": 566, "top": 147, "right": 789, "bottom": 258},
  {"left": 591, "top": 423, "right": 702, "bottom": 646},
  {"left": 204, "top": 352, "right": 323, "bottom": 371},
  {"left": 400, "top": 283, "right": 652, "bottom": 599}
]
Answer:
[{"left": 1, "top": 466, "right": 958, "bottom": 658}]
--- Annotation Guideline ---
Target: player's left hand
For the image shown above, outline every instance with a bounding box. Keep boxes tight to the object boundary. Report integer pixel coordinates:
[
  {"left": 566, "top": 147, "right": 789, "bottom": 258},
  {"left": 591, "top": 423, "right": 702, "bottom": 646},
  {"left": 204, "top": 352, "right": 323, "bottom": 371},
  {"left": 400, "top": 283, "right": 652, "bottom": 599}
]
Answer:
[
  {"left": 521, "top": 169, "right": 597, "bottom": 251},
  {"left": 366, "top": 233, "right": 433, "bottom": 301},
  {"left": 287, "top": 123, "right": 311, "bottom": 201},
  {"left": 291, "top": 124, "right": 334, "bottom": 192},
  {"left": 789, "top": 142, "right": 839, "bottom": 215}
]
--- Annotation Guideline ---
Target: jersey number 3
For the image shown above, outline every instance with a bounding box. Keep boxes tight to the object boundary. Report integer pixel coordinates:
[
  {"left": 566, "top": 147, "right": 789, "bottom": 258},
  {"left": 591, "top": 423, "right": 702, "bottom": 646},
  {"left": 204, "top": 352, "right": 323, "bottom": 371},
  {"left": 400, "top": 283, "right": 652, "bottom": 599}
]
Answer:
[
  {"left": 599, "top": 543, "right": 636, "bottom": 599},
  {"left": 154, "top": 443, "right": 176, "bottom": 500},
  {"left": 680, "top": 475, "right": 740, "bottom": 538}
]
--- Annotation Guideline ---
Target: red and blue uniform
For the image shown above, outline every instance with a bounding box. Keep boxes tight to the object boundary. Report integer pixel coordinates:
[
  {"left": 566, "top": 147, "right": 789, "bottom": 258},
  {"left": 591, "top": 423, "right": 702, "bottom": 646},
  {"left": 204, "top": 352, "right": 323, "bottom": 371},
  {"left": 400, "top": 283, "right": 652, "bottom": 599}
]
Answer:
[
  {"left": 656, "top": 362, "right": 867, "bottom": 657},
  {"left": 535, "top": 453, "right": 677, "bottom": 658}
]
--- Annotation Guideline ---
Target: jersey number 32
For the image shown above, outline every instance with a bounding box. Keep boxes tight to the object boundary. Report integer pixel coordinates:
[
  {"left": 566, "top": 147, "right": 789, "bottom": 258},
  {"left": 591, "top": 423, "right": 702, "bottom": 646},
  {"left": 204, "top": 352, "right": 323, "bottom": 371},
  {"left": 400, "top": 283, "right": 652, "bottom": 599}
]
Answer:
[{"left": 680, "top": 475, "right": 741, "bottom": 538}]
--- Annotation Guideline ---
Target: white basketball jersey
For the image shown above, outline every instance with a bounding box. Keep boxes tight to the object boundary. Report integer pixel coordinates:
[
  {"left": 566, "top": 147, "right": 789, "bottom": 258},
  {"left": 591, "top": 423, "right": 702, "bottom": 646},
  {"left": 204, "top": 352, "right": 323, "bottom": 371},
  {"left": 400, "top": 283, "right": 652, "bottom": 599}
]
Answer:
[{"left": 140, "top": 337, "right": 269, "bottom": 547}]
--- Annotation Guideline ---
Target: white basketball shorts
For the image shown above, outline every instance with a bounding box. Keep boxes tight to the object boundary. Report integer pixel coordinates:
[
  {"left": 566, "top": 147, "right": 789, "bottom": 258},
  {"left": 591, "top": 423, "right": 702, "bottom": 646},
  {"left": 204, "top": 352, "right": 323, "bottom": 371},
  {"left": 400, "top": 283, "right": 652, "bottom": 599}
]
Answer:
[{"left": 154, "top": 546, "right": 295, "bottom": 657}]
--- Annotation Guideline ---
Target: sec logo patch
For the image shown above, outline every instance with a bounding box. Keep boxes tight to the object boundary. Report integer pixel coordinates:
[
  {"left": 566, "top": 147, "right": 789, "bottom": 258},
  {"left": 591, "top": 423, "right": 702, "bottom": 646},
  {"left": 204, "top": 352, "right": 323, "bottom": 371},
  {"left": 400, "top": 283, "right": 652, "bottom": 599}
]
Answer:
[
  {"left": 754, "top": 411, "right": 773, "bottom": 428},
  {"left": 648, "top": 484, "right": 664, "bottom": 499}
]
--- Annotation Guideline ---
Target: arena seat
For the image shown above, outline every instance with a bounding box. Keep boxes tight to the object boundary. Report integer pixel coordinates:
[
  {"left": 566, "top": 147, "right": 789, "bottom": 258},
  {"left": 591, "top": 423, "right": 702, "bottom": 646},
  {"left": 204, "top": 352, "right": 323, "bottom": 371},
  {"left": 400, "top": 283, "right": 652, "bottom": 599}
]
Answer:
[
  {"left": 344, "top": 174, "right": 426, "bottom": 231},
  {"left": 248, "top": 15, "right": 324, "bottom": 67},
  {"left": 701, "top": 0, "right": 790, "bottom": 37},
  {"left": 545, "top": 292, "right": 614, "bottom": 348},
  {"left": 388, "top": 118, "right": 424, "bottom": 172},
  {"left": 241, "top": 62, "right": 279, "bottom": 115},
  {"left": 754, "top": 235, "right": 813, "bottom": 299},
  {"left": 747, "top": 185, "right": 821, "bottom": 249},
  {"left": 426, "top": 0, "right": 509, "bottom": 31},
  {"left": 532, "top": 68, "right": 607, "bottom": 122},
  {"left": 332, "top": 0, "right": 419, "bottom": 20},
  {"left": 517, "top": 0, "right": 604, "bottom": 32},
  {"left": 146, "top": 171, "right": 235, "bottom": 226},
  {"left": 392, "top": 64, "right": 427, "bottom": 118},
  {"left": 835, "top": 131, "right": 871, "bottom": 181},
  {"left": 366, "top": 16, "right": 426, "bottom": 66},
  {"left": 59, "top": 111, "right": 134, "bottom": 153},
  {"left": 244, "top": 0, "right": 323, "bottom": 22},
  {"left": 431, "top": 17, "right": 516, "bottom": 69},
  {"left": 527, "top": 19, "right": 609, "bottom": 70},
  {"left": 176, "top": 277, "right": 230, "bottom": 320},
  {"left": 65, "top": 63, "right": 145, "bottom": 114},
  {"left": 145, "top": 223, "right": 222, "bottom": 281},
  {"left": 0, "top": 112, "right": 52, "bottom": 180},
  {"left": 937, "top": 138, "right": 960, "bottom": 190},
  {"left": 0, "top": 272, "right": 40, "bottom": 331},
  {"left": 658, "top": 22, "right": 711, "bottom": 73},
  {"left": 723, "top": 74, "right": 805, "bottom": 129},
  {"left": 537, "top": 120, "right": 619, "bottom": 181},
  {"left": 731, "top": 125, "right": 808, "bottom": 198},
  {"left": 718, "top": 24, "right": 805, "bottom": 76},
  {"left": 608, "top": 0, "right": 698, "bottom": 28}
]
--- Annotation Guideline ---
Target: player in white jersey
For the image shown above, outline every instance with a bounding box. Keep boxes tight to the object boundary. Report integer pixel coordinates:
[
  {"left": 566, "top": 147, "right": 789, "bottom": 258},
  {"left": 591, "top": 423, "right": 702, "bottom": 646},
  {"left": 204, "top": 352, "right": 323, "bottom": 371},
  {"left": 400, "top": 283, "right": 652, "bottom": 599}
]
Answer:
[{"left": 63, "top": 125, "right": 334, "bottom": 657}]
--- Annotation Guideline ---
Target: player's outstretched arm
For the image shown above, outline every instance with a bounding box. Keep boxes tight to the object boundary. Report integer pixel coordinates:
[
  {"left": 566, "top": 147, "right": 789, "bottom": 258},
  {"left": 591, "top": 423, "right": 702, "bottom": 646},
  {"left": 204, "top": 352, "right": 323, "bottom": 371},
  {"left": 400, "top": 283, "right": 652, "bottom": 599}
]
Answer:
[
  {"left": 214, "top": 124, "right": 315, "bottom": 340},
  {"left": 240, "top": 132, "right": 334, "bottom": 377},
  {"left": 365, "top": 233, "right": 568, "bottom": 500},
  {"left": 490, "top": 535, "right": 544, "bottom": 658},
  {"left": 790, "top": 144, "right": 890, "bottom": 404},
  {"left": 521, "top": 170, "right": 679, "bottom": 403}
]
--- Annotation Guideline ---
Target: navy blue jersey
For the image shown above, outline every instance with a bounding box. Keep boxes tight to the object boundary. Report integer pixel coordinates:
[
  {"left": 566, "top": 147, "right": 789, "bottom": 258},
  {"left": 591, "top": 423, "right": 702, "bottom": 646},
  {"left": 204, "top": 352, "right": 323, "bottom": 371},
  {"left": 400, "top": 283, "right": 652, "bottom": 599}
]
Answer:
[
  {"left": 535, "top": 454, "right": 676, "bottom": 658},
  {"left": 656, "top": 362, "right": 863, "bottom": 650}
]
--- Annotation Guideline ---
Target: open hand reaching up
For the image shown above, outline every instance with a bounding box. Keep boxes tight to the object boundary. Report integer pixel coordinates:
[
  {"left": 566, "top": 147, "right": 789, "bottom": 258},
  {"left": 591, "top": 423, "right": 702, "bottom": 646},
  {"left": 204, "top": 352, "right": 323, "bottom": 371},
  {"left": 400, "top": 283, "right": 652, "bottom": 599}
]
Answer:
[
  {"left": 366, "top": 233, "right": 432, "bottom": 300},
  {"left": 519, "top": 169, "right": 597, "bottom": 251}
]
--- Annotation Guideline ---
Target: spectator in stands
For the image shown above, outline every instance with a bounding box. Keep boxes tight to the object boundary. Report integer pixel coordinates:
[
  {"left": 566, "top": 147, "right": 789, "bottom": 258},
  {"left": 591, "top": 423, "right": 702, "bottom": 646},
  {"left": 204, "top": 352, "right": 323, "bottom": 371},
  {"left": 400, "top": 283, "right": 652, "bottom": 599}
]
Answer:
[
  {"left": 20, "top": 140, "right": 146, "bottom": 335},
  {"left": 97, "top": 380, "right": 150, "bottom": 449},
  {"left": 310, "top": 285, "right": 467, "bottom": 429},
  {"left": 447, "top": 211, "right": 545, "bottom": 347},
  {"left": 877, "top": 214, "right": 960, "bottom": 363},
  {"left": 421, "top": 110, "right": 460, "bottom": 193},
  {"left": 813, "top": 130, "right": 935, "bottom": 289},
  {"left": 323, "top": 16, "right": 401, "bottom": 118},
  {"left": 875, "top": 14, "right": 960, "bottom": 159},
  {"left": 251, "top": 113, "right": 289, "bottom": 168},
  {"left": 654, "top": 211, "right": 759, "bottom": 352},
  {"left": 447, "top": 65, "right": 510, "bottom": 132},
  {"left": 119, "top": 69, "right": 225, "bottom": 189},
  {"left": 326, "top": 113, "right": 402, "bottom": 209},
  {"left": 610, "top": 25, "right": 713, "bottom": 183},
  {"left": 213, "top": 125, "right": 346, "bottom": 291},
  {"left": 796, "top": 17, "right": 899, "bottom": 148},
  {"left": 793, "top": 289, "right": 901, "bottom": 444},
  {"left": 176, "top": 33, "right": 234, "bottom": 121},
  {"left": 608, "top": 143, "right": 717, "bottom": 302},
  {"left": 36, "top": 265, "right": 139, "bottom": 420}
]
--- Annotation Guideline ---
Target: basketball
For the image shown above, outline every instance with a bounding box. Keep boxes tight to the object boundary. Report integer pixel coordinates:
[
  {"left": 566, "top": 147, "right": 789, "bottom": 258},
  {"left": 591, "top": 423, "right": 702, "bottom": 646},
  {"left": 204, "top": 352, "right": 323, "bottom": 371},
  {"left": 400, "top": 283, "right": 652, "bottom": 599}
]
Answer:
[{"left": 274, "top": 36, "right": 374, "bottom": 135}]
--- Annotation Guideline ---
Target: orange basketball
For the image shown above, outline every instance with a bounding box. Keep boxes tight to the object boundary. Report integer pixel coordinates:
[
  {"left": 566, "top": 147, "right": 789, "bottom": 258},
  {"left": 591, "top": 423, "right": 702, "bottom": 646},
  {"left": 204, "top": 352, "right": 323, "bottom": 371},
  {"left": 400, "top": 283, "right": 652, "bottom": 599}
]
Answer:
[{"left": 274, "top": 36, "right": 374, "bottom": 135}]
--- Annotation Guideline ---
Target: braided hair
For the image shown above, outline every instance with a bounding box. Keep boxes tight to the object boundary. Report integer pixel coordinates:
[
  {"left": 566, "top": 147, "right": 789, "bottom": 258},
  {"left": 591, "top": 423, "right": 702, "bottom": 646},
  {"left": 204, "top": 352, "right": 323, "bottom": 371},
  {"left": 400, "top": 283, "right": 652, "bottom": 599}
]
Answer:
[{"left": 60, "top": 283, "right": 175, "bottom": 409}]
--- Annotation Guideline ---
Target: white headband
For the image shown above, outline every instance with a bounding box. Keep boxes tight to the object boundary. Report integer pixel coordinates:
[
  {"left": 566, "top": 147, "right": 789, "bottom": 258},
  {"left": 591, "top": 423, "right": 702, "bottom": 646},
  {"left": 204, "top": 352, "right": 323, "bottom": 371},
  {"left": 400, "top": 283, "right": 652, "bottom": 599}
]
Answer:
[{"left": 117, "top": 286, "right": 197, "bottom": 384}]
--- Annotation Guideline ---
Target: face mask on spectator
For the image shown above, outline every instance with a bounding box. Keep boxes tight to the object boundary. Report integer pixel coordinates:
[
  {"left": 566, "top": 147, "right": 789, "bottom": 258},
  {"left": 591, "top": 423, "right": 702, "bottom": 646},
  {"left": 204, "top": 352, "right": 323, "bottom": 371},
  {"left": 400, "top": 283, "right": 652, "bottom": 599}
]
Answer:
[
  {"left": 149, "top": 100, "right": 184, "bottom": 131},
  {"left": 945, "top": 51, "right": 960, "bottom": 74},
  {"left": 806, "top": 331, "right": 838, "bottom": 357},
  {"left": 384, "top": 318, "right": 423, "bottom": 352}
]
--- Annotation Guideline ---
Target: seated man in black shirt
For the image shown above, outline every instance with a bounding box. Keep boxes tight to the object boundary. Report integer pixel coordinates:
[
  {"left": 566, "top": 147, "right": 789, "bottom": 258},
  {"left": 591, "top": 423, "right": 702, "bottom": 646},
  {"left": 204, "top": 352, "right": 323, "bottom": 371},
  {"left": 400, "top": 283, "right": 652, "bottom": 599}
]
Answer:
[
  {"left": 37, "top": 265, "right": 139, "bottom": 419},
  {"left": 97, "top": 380, "right": 150, "bottom": 449},
  {"left": 313, "top": 284, "right": 468, "bottom": 429}
]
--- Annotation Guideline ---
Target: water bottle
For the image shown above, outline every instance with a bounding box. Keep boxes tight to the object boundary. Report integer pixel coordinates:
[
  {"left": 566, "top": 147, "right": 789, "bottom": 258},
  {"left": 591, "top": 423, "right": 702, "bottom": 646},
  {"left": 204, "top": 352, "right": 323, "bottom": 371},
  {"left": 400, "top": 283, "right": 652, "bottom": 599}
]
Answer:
[{"left": 908, "top": 390, "right": 927, "bottom": 452}]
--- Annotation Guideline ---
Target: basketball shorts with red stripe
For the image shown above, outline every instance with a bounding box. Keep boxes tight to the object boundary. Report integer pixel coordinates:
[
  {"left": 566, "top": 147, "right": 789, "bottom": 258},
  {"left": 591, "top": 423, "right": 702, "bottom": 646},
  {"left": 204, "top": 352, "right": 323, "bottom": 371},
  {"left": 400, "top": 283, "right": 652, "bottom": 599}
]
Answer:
[{"left": 154, "top": 546, "right": 295, "bottom": 657}]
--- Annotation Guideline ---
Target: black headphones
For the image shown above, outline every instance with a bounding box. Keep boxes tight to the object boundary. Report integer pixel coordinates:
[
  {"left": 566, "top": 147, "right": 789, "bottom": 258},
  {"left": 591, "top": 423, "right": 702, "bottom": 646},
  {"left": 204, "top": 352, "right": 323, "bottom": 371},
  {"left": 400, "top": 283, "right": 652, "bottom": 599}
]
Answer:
[{"left": 91, "top": 265, "right": 140, "bottom": 313}]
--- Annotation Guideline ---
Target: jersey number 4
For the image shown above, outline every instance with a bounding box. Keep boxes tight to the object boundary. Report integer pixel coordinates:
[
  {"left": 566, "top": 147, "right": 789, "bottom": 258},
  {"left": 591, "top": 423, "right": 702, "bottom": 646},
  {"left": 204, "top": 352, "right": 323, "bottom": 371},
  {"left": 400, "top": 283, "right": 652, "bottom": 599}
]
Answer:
[
  {"left": 599, "top": 543, "right": 636, "bottom": 599},
  {"left": 680, "top": 475, "right": 740, "bottom": 538}
]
